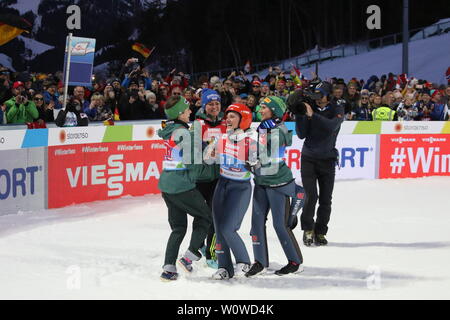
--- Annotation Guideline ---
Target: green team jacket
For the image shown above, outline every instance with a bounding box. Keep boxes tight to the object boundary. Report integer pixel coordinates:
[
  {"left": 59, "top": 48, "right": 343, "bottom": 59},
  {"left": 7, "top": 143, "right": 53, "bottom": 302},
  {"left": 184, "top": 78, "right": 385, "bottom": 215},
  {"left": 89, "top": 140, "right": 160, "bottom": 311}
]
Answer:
[
  {"left": 6, "top": 100, "right": 39, "bottom": 124},
  {"left": 157, "top": 121, "right": 216, "bottom": 194},
  {"left": 254, "top": 123, "right": 294, "bottom": 187}
]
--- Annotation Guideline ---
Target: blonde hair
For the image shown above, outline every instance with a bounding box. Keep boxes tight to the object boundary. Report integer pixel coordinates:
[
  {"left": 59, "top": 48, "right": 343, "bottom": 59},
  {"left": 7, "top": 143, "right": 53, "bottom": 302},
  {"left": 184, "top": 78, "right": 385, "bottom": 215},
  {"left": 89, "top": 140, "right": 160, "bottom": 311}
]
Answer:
[
  {"left": 91, "top": 93, "right": 104, "bottom": 103},
  {"left": 145, "top": 90, "right": 156, "bottom": 100}
]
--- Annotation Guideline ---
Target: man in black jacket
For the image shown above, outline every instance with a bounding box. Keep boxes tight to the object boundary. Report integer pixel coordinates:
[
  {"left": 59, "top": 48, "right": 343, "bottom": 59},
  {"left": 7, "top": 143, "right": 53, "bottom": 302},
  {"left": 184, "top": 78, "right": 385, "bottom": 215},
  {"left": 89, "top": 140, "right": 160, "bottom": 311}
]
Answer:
[
  {"left": 55, "top": 98, "right": 89, "bottom": 127},
  {"left": 119, "top": 80, "right": 152, "bottom": 120},
  {"left": 294, "top": 82, "right": 344, "bottom": 246}
]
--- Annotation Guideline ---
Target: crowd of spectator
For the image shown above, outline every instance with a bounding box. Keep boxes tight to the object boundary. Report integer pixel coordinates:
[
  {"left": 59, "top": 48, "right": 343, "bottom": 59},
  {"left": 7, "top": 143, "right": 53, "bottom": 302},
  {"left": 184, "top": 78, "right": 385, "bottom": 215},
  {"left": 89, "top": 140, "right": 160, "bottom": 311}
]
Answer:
[{"left": 1, "top": 61, "right": 449, "bottom": 127}]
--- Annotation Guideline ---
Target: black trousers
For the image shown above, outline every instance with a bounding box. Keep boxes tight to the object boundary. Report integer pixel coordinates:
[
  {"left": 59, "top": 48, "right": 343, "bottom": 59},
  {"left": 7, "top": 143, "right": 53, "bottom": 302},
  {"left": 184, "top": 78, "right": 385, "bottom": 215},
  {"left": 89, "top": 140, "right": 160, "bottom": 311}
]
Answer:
[
  {"left": 197, "top": 180, "right": 218, "bottom": 260},
  {"left": 300, "top": 155, "right": 336, "bottom": 235}
]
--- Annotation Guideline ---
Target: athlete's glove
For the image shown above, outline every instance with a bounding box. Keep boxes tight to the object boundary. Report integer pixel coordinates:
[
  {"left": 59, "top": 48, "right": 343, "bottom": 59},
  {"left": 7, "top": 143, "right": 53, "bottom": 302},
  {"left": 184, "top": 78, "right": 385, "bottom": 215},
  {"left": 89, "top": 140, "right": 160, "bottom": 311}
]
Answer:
[
  {"left": 244, "top": 160, "right": 262, "bottom": 175},
  {"left": 288, "top": 184, "right": 305, "bottom": 230},
  {"left": 257, "top": 119, "right": 280, "bottom": 133}
]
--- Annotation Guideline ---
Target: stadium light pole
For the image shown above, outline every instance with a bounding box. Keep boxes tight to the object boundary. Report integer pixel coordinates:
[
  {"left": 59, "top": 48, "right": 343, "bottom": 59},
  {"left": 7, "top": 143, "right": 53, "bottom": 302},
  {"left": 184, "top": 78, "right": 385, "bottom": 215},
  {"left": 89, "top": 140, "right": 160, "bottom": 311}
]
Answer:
[{"left": 402, "top": 0, "right": 409, "bottom": 75}]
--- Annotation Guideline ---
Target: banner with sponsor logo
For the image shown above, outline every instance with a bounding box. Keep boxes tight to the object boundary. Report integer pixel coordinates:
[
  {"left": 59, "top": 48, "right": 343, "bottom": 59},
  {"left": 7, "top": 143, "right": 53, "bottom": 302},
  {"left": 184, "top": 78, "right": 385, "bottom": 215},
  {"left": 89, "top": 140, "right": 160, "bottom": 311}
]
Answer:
[
  {"left": 47, "top": 141, "right": 165, "bottom": 208},
  {"left": 0, "top": 148, "right": 46, "bottom": 215},
  {"left": 48, "top": 126, "right": 106, "bottom": 146},
  {"left": 379, "top": 134, "right": 450, "bottom": 179},
  {"left": 286, "top": 134, "right": 378, "bottom": 181},
  {"left": 0, "top": 129, "right": 26, "bottom": 151},
  {"left": 63, "top": 36, "right": 96, "bottom": 87}
]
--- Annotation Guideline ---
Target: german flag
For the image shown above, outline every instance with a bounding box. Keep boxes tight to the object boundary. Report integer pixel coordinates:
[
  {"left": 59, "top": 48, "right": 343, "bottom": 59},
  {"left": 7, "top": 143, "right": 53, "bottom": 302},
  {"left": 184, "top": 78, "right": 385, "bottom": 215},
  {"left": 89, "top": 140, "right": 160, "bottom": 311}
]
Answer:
[
  {"left": 132, "top": 42, "right": 154, "bottom": 59},
  {"left": 0, "top": 14, "right": 32, "bottom": 46}
]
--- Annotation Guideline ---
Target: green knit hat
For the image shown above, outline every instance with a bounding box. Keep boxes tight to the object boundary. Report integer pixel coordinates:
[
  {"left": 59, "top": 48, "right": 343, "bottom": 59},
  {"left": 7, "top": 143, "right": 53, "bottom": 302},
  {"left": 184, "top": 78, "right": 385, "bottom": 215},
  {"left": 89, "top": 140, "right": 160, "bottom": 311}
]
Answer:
[
  {"left": 260, "top": 96, "right": 287, "bottom": 119},
  {"left": 164, "top": 97, "right": 190, "bottom": 120}
]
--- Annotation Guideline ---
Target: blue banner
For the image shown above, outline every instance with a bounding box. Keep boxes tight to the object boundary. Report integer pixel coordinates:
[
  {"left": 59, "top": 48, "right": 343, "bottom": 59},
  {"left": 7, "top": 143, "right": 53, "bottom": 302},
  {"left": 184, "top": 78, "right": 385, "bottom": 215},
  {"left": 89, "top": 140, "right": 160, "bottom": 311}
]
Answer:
[{"left": 63, "top": 36, "right": 96, "bottom": 87}]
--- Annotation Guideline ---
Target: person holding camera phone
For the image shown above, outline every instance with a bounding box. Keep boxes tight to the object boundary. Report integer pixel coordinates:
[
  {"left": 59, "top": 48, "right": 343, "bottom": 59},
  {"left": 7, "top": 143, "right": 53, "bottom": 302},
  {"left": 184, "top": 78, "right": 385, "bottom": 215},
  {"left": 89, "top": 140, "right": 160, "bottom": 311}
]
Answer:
[
  {"left": 5, "top": 81, "right": 39, "bottom": 124},
  {"left": 288, "top": 81, "right": 344, "bottom": 246}
]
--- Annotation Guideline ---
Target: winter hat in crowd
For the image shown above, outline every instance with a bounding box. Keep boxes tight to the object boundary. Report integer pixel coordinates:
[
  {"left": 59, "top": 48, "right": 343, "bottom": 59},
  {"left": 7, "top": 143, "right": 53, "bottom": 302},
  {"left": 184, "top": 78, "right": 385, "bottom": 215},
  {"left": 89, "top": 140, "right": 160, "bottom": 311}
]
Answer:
[
  {"left": 431, "top": 89, "right": 441, "bottom": 100},
  {"left": 239, "top": 93, "right": 248, "bottom": 100},
  {"left": 201, "top": 88, "right": 221, "bottom": 109},
  {"left": 210, "top": 76, "right": 220, "bottom": 85},
  {"left": 261, "top": 82, "right": 270, "bottom": 87},
  {"left": 420, "top": 88, "right": 431, "bottom": 96},
  {"left": 13, "top": 81, "right": 24, "bottom": 89},
  {"left": 252, "top": 80, "right": 261, "bottom": 87},
  {"left": 260, "top": 96, "right": 287, "bottom": 119}
]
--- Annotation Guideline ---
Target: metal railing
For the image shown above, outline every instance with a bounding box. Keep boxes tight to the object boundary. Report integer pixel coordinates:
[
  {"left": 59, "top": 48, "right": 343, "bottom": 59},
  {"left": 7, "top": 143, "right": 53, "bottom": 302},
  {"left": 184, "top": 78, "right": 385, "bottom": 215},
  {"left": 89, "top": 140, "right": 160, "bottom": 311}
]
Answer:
[{"left": 192, "top": 20, "right": 450, "bottom": 81}]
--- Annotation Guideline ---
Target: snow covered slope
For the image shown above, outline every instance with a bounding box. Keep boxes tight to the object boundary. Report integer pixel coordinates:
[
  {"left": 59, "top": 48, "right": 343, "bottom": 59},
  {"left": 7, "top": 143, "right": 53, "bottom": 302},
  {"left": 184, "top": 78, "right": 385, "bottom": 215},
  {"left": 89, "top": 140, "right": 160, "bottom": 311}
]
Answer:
[
  {"left": 0, "top": 177, "right": 449, "bottom": 300},
  {"left": 259, "top": 31, "right": 450, "bottom": 84}
]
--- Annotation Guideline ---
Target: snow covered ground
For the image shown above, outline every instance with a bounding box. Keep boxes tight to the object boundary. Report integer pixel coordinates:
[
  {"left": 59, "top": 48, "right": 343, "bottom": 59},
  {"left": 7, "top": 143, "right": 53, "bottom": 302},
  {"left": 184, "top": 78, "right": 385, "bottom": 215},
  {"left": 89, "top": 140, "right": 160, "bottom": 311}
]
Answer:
[{"left": 0, "top": 177, "right": 449, "bottom": 300}]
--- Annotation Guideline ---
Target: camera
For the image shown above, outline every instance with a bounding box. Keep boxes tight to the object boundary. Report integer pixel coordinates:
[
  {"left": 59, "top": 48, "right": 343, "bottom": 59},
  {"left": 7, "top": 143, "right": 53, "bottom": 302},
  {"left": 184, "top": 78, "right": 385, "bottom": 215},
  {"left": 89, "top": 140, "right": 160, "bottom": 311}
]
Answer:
[{"left": 286, "top": 90, "right": 314, "bottom": 115}]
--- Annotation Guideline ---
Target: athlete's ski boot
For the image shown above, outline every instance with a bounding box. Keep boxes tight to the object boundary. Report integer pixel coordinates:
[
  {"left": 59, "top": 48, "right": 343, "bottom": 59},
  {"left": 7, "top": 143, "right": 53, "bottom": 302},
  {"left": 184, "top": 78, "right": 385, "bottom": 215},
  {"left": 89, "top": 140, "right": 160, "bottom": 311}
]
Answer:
[
  {"left": 303, "top": 230, "right": 314, "bottom": 246},
  {"left": 212, "top": 268, "right": 230, "bottom": 280},
  {"left": 314, "top": 234, "right": 328, "bottom": 246},
  {"left": 234, "top": 263, "right": 251, "bottom": 278},
  {"left": 160, "top": 271, "right": 179, "bottom": 282},
  {"left": 206, "top": 259, "right": 219, "bottom": 269},
  {"left": 245, "top": 261, "right": 266, "bottom": 277},
  {"left": 178, "top": 257, "right": 193, "bottom": 273},
  {"left": 275, "top": 261, "right": 304, "bottom": 276}
]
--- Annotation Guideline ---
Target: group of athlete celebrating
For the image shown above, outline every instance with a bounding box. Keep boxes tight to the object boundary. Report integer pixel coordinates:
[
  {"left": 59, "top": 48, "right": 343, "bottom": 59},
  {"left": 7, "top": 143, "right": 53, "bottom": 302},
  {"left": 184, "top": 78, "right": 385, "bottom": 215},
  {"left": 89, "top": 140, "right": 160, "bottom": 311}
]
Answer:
[{"left": 157, "top": 88, "right": 309, "bottom": 281}]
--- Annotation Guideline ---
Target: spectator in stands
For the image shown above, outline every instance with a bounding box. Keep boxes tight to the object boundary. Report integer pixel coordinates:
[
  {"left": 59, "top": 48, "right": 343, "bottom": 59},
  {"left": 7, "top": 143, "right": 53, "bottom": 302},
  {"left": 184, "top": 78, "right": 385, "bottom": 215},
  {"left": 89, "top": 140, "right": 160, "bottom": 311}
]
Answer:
[
  {"left": 443, "top": 85, "right": 450, "bottom": 105},
  {"left": 73, "top": 86, "right": 90, "bottom": 110},
  {"left": 34, "top": 93, "right": 54, "bottom": 124},
  {"left": 55, "top": 98, "right": 89, "bottom": 127},
  {"left": 332, "top": 85, "right": 351, "bottom": 119},
  {"left": 4, "top": 81, "right": 26, "bottom": 115},
  {"left": 6, "top": 89, "right": 39, "bottom": 124},
  {"left": 352, "top": 91, "right": 372, "bottom": 121},
  {"left": 429, "top": 90, "right": 449, "bottom": 121},
  {"left": 104, "top": 83, "right": 120, "bottom": 119},
  {"left": 344, "top": 82, "right": 360, "bottom": 116},
  {"left": 250, "top": 80, "right": 262, "bottom": 101},
  {"left": 397, "top": 96, "right": 419, "bottom": 121},
  {"left": 84, "top": 93, "right": 113, "bottom": 122},
  {"left": 260, "top": 82, "right": 272, "bottom": 100},
  {"left": 119, "top": 81, "right": 152, "bottom": 120},
  {"left": 414, "top": 89, "right": 433, "bottom": 121},
  {"left": 215, "top": 80, "right": 233, "bottom": 111},
  {"left": 0, "top": 72, "right": 12, "bottom": 105},
  {"left": 145, "top": 90, "right": 164, "bottom": 119},
  {"left": 382, "top": 91, "right": 395, "bottom": 108},
  {"left": 43, "top": 81, "right": 62, "bottom": 110},
  {"left": 246, "top": 94, "right": 258, "bottom": 113},
  {"left": 371, "top": 93, "right": 383, "bottom": 110}
]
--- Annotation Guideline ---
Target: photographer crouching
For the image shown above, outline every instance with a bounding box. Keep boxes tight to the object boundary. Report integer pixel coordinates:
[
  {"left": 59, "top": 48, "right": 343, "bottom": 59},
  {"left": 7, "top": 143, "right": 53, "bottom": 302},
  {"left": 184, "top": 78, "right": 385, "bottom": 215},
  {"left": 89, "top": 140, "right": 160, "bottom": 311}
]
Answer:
[{"left": 287, "top": 81, "right": 344, "bottom": 246}]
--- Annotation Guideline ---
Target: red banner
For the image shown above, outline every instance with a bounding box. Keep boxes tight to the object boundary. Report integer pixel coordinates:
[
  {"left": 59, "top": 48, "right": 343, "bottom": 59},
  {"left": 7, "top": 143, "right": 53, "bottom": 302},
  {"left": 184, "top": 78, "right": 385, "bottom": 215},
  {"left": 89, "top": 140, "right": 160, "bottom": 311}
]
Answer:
[
  {"left": 48, "top": 141, "right": 165, "bottom": 208},
  {"left": 379, "top": 134, "right": 450, "bottom": 179}
]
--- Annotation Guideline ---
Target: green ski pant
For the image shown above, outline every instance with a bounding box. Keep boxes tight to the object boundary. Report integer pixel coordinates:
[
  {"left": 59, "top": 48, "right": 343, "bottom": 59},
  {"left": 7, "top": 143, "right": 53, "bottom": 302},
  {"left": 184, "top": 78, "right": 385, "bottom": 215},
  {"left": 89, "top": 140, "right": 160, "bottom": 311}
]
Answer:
[{"left": 162, "top": 188, "right": 212, "bottom": 267}]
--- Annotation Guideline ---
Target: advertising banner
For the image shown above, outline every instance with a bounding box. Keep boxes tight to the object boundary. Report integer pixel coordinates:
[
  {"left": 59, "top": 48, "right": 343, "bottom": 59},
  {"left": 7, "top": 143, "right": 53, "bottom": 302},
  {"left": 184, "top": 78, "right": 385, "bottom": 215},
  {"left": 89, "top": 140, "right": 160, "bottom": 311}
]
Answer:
[
  {"left": 0, "top": 129, "right": 26, "bottom": 151},
  {"left": 381, "top": 122, "right": 447, "bottom": 135},
  {"left": 63, "top": 36, "right": 96, "bottom": 87},
  {"left": 48, "top": 140, "right": 165, "bottom": 208},
  {"left": 379, "top": 134, "right": 450, "bottom": 179},
  {"left": 48, "top": 126, "right": 106, "bottom": 146},
  {"left": 0, "top": 148, "right": 46, "bottom": 215},
  {"left": 286, "top": 134, "right": 378, "bottom": 181}
]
